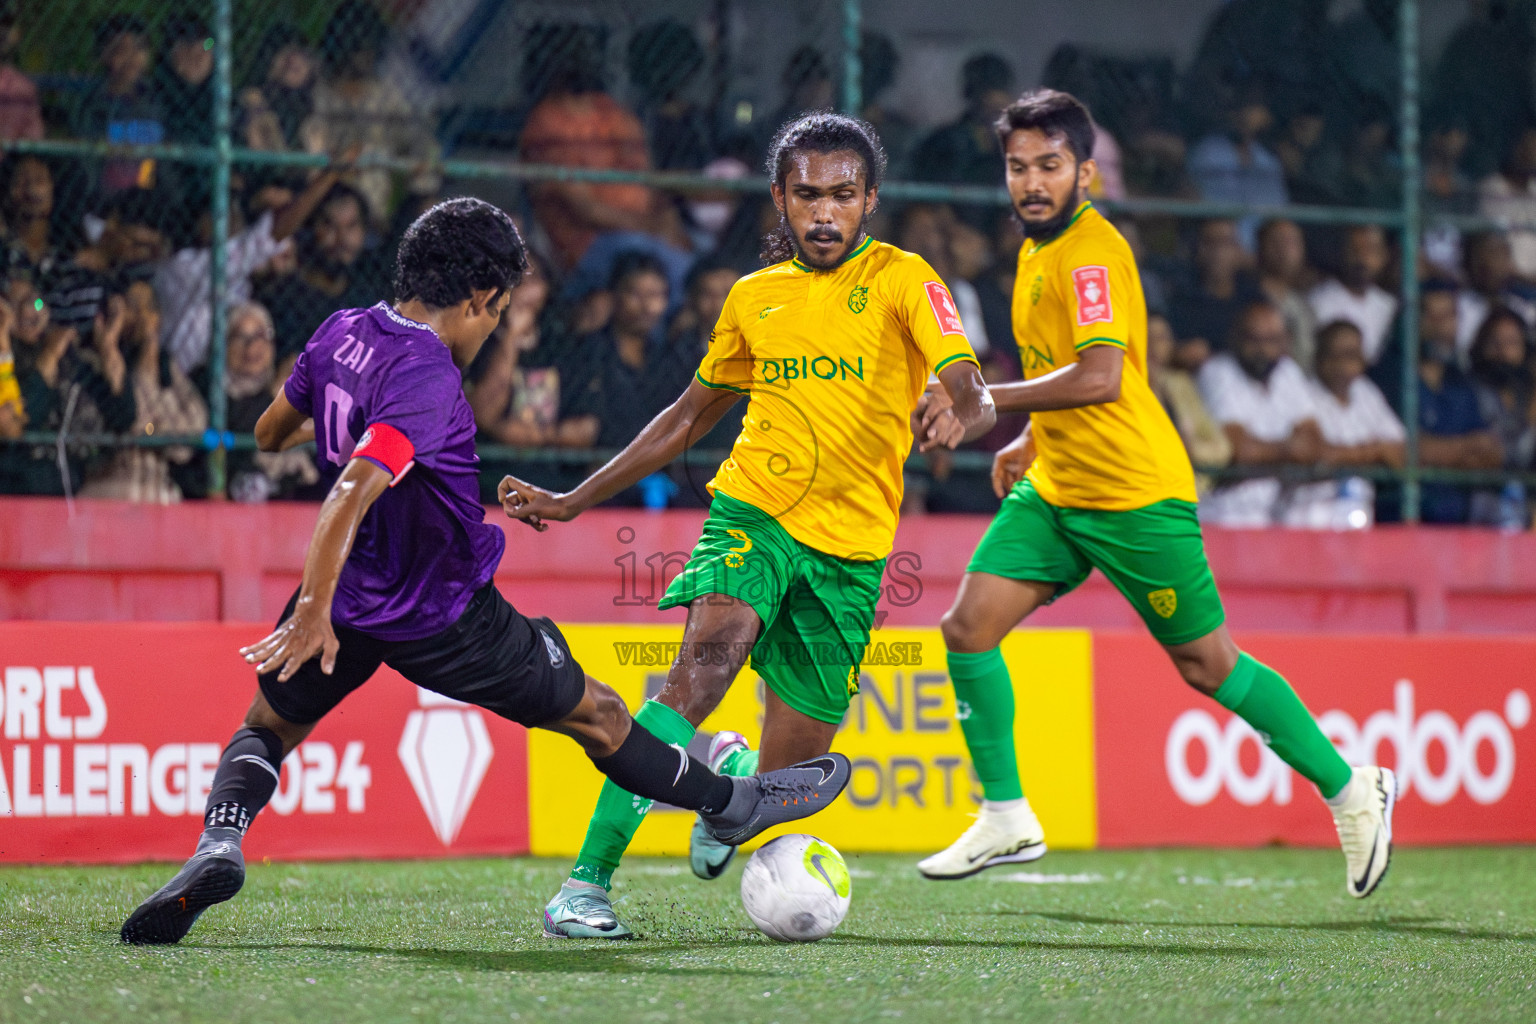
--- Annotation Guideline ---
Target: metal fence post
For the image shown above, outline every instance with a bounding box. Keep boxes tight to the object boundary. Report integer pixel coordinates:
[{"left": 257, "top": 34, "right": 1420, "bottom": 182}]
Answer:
[
  {"left": 1399, "top": 0, "right": 1422, "bottom": 522},
  {"left": 207, "top": 0, "right": 233, "bottom": 497},
  {"left": 841, "top": 0, "right": 862, "bottom": 117}
]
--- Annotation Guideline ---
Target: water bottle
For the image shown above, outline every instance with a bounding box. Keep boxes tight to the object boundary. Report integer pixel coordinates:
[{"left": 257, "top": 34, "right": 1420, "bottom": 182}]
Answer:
[
  {"left": 1333, "top": 476, "right": 1373, "bottom": 531},
  {"left": 1497, "top": 481, "right": 1527, "bottom": 532},
  {"left": 638, "top": 472, "right": 677, "bottom": 511}
]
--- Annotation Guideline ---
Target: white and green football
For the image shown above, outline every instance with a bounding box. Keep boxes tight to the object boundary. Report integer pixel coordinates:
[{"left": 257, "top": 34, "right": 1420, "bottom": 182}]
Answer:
[{"left": 740, "top": 834, "right": 852, "bottom": 942}]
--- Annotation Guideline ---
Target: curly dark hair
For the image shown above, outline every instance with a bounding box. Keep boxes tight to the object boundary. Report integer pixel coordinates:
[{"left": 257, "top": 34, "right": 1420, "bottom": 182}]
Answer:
[
  {"left": 760, "top": 111, "right": 887, "bottom": 265},
  {"left": 392, "top": 197, "right": 528, "bottom": 309}
]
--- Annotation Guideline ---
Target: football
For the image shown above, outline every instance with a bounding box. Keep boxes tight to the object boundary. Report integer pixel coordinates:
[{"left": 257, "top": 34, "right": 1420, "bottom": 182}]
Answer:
[{"left": 739, "top": 834, "right": 852, "bottom": 942}]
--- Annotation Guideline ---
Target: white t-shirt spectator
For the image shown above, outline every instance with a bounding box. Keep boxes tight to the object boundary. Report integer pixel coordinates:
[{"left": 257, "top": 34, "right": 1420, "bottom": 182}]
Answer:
[
  {"left": 1478, "top": 174, "right": 1536, "bottom": 279},
  {"left": 1198, "top": 352, "right": 1318, "bottom": 527},
  {"left": 1456, "top": 288, "right": 1536, "bottom": 360},
  {"left": 156, "top": 212, "right": 288, "bottom": 375},
  {"left": 1285, "top": 377, "right": 1405, "bottom": 530},
  {"left": 1307, "top": 278, "right": 1398, "bottom": 366}
]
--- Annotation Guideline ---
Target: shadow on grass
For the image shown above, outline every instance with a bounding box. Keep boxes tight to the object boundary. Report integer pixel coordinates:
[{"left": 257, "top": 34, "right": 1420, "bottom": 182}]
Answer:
[
  {"left": 1019, "top": 913, "right": 1536, "bottom": 943},
  {"left": 187, "top": 940, "right": 777, "bottom": 977},
  {"left": 833, "top": 934, "right": 1267, "bottom": 957}
]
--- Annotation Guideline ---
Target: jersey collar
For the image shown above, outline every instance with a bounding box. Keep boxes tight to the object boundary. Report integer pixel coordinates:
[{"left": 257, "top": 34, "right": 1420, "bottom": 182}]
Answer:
[
  {"left": 790, "top": 233, "right": 876, "bottom": 274},
  {"left": 374, "top": 301, "right": 436, "bottom": 335},
  {"left": 1024, "top": 201, "right": 1093, "bottom": 256}
]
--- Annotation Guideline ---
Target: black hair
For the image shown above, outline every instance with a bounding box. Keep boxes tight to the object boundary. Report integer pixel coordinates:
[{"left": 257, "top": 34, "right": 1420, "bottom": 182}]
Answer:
[
  {"left": 320, "top": 0, "right": 388, "bottom": 75},
  {"left": 106, "top": 188, "right": 170, "bottom": 235},
  {"left": 163, "top": 13, "right": 209, "bottom": 45},
  {"left": 782, "top": 46, "right": 830, "bottom": 92},
  {"left": 962, "top": 52, "right": 1013, "bottom": 103},
  {"left": 393, "top": 197, "right": 527, "bottom": 309},
  {"left": 1315, "top": 318, "right": 1363, "bottom": 360},
  {"left": 608, "top": 249, "right": 668, "bottom": 292},
  {"left": 627, "top": 20, "right": 702, "bottom": 100},
  {"left": 1228, "top": 297, "right": 1282, "bottom": 345},
  {"left": 684, "top": 254, "right": 738, "bottom": 297},
  {"left": 523, "top": 22, "right": 606, "bottom": 99},
  {"left": 1421, "top": 276, "right": 1461, "bottom": 299},
  {"left": 1470, "top": 306, "right": 1532, "bottom": 369},
  {"left": 994, "top": 88, "right": 1096, "bottom": 164},
  {"left": 313, "top": 180, "right": 372, "bottom": 226},
  {"left": 95, "top": 14, "right": 148, "bottom": 55},
  {"left": 761, "top": 111, "right": 887, "bottom": 265}
]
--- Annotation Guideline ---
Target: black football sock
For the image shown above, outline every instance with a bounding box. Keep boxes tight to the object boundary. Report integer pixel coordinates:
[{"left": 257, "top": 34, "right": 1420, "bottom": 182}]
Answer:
[
  {"left": 588, "top": 722, "right": 735, "bottom": 815},
  {"left": 201, "top": 726, "right": 284, "bottom": 839}
]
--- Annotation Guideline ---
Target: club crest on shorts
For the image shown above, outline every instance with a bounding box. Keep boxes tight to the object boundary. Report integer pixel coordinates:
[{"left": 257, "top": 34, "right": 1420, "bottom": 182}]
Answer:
[
  {"left": 541, "top": 629, "right": 567, "bottom": 667},
  {"left": 847, "top": 285, "right": 869, "bottom": 313},
  {"left": 1148, "top": 588, "right": 1177, "bottom": 619}
]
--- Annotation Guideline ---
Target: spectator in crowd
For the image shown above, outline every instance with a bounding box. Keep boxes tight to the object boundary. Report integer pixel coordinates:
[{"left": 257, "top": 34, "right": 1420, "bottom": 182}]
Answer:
[
  {"left": 73, "top": 16, "right": 166, "bottom": 197},
  {"left": 3, "top": 271, "right": 47, "bottom": 371},
  {"left": 0, "top": 293, "right": 23, "bottom": 439},
  {"left": 1468, "top": 307, "right": 1536, "bottom": 475},
  {"left": 1287, "top": 320, "right": 1405, "bottom": 529},
  {"left": 156, "top": 157, "right": 352, "bottom": 375},
  {"left": 1433, "top": 0, "right": 1534, "bottom": 176},
  {"left": 256, "top": 182, "right": 385, "bottom": 364},
  {"left": 1272, "top": 100, "right": 1340, "bottom": 206},
  {"left": 1336, "top": 99, "right": 1400, "bottom": 210},
  {"left": 561, "top": 251, "right": 694, "bottom": 463},
  {"left": 1478, "top": 126, "right": 1536, "bottom": 282},
  {"left": 45, "top": 189, "right": 169, "bottom": 337},
  {"left": 1255, "top": 218, "right": 1318, "bottom": 370},
  {"left": 1424, "top": 110, "right": 1475, "bottom": 215},
  {"left": 859, "top": 32, "right": 917, "bottom": 176},
  {"left": 1112, "top": 216, "right": 1168, "bottom": 317},
  {"left": 910, "top": 53, "right": 1015, "bottom": 228},
  {"left": 1413, "top": 282, "right": 1503, "bottom": 523},
  {"left": 1167, "top": 218, "right": 1259, "bottom": 370},
  {"left": 1147, "top": 311, "right": 1230, "bottom": 496},
  {"left": 766, "top": 46, "right": 836, "bottom": 135},
  {"left": 469, "top": 253, "right": 596, "bottom": 449},
  {"left": 1307, "top": 224, "right": 1397, "bottom": 366},
  {"left": 302, "top": 1, "right": 438, "bottom": 228},
  {"left": 973, "top": 212, "right": 1023, "bottom": 358},
  {"left": 0, "top": 155, "right": 67, "bottom": 283},
  {"left": 239, "top": 23, "right": 318, "bottom": 153},
  {"left": 627, "top": 19, "right": 712, "bottom": 171},
  {"left": 681, "top": 155, "right": 752, "bottom": 255},
  {"left": 518, "top": 28, "right": 684, "bottom": 271},
  {"left": 1198, "top": 299, "right": 1322, "bottom": 526},
  {"left": 154, "top": 14, "right": 213, "bottom": 147},
  {"left": 0, "top": 2, "right": 43, "bottom": 142},
  {"left": 1188, "top": 86, "right": 1288, "bottom": 248},
  {"left": 669, "top": 256, "right": 740, "bottom": 357},
  {"left": 1182, "top": 0, "right": 1331, "bottom": 137},
  {"left": 223, "top": 301, "right": 318, "bottom": 502},
  {"left": 12, "top": 292, "right": 135, "bottom": 494},
  {"left": 1457, "top": 231, "right": 1536, "bottom": 356},
  {"left": 76, "top": 283, "right": 206, "bottom": 502}
]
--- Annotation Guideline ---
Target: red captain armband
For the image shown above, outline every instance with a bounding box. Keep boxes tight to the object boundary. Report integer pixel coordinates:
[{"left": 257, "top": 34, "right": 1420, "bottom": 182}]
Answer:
[{"left": 352, "top": 422, "right": 416, "bottom": 485}]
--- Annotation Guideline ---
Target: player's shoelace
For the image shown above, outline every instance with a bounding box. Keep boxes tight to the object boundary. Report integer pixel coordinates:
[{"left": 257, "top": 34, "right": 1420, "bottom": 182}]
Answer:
[{"left": 757, "top": 773, "right": 823, "bottom": 809}]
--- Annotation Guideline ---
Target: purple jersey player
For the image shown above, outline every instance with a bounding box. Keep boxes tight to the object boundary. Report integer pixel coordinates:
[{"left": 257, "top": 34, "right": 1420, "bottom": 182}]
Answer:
[{"left": 121, "top": 198, "right": 851, "bottom": 946}]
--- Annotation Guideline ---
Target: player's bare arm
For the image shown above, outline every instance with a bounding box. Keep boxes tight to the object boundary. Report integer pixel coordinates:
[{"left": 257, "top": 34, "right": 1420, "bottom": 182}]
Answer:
[
  {"left": 990, "top": 421, "right": 1036, "bottom": 499},
  {"left": 1224, "top": 418, "right": 1324, "bottom": 465},
  {"left": 253, "top": 391, "right": 313, "bottom": 451},
  {"left": 989, "top": 345, "right": 1122, "bottom": 413},
  {"left": 500, "top": 378, "right": 740, "bottom": 529},
  {"left": 913, "top": 361, "right": 995, "bottom": 450},
  {"left": 239, "top": 457, "right": 390, "bottom": 680}
]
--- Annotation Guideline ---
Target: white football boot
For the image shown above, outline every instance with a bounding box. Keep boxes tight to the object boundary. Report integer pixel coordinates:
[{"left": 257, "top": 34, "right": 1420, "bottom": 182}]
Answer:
[
  {"left": 917, "top": 798, "right": 1047, "bottom": 880},
  {"left": 1330, "top": 765, "right": 1397, "bottom": 898}
]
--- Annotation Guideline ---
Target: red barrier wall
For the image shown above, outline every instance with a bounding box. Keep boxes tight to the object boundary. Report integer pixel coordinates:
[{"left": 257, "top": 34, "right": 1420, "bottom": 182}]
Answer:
[
  {"left": 6, "top": 497, "right": 1536, "bottom": 632},
  {"left": 0, "top": 623, "right": 529, "bottom": 863}
]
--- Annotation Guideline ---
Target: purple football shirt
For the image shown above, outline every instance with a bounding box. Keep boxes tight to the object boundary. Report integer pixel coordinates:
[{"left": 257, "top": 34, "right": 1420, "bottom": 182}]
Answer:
[{"left": 283, "top": 302, "right": 505, "bottom": 640}]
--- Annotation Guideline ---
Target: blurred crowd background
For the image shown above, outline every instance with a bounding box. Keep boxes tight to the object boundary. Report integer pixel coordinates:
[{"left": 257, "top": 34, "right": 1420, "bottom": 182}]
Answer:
[{"left": 0, "top": 0, "right": 1532, "bottom": 529}]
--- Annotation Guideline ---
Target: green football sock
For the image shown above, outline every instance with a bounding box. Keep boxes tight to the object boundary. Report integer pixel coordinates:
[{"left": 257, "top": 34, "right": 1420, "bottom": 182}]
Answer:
[
  {"left": 568, "top": 699, "right": 695, "bottom": 890},
  {"left": 1214, "top": 652, "right": 1352, "bottom": 799},
  {"left": 716, "top": 746, "right": 758, "bottom": 777},
  {"left": 947, "top": 647, "right": 1024, "bottom": 802}
]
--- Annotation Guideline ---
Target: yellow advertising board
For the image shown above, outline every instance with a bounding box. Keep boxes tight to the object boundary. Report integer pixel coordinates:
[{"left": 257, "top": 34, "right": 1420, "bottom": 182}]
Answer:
[{"left": 529, "top": 625, "right": 1098, "bottom": 857}]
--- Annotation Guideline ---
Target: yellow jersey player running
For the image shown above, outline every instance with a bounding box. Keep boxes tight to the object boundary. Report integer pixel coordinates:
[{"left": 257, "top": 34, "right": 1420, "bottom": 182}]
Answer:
[
  {"left": 914, "top": 90, "right": 1396, "bottom": 899},
  {"left": 500, "top": 112, "right": 995, "bottom": 937}
]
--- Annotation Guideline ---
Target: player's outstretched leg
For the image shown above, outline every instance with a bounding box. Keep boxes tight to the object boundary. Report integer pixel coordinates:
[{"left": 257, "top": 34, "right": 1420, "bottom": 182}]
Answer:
[
  {"left": 689, "top": 730, "right": 754, "bottom": 880},
  {"left": 1170, "top": 628, "right": 1396, "bottom": 898},
  {"left": 121, "top": 721, "right": 289, "bottom": 944},
  {"left": 921, "top": 574, "right": 1053, "bottom": 880}
]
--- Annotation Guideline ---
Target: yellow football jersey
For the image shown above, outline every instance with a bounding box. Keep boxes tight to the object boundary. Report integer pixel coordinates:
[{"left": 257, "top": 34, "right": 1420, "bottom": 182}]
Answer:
[
  {"left": 1013, "top": 202, "right": 1197, "bottom": 509},
  {"left": 697, "top": 237, "right": 978, "bottom": 559}
]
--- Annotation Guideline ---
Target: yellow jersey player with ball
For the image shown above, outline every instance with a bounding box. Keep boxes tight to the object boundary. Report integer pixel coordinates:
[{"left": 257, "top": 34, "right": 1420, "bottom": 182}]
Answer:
[{"left": 914, "top": 90, "right": 1396, "bottom": 899}]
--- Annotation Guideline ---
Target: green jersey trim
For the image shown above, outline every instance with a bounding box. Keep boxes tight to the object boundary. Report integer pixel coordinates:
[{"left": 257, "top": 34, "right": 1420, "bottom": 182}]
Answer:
[{"left": 695, "top": 370, "right": 750, "bottom": 395}]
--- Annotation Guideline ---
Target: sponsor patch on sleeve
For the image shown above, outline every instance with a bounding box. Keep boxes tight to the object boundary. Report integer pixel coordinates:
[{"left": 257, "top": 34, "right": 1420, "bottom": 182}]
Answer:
[
  {"left": 1071, "top": 265, "right": 1113, "bottom": 326},
  {"left": 923, "top": 280, "right": 967, "bottom": 337},
  {"left": 352, "top": 422, "right": 416, "bottom": 485}
]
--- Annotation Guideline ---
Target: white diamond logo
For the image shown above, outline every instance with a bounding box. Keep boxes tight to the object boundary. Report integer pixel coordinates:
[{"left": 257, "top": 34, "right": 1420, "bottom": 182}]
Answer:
[{"left": 397, "top": 691, "right": 494, "bottom": 846}]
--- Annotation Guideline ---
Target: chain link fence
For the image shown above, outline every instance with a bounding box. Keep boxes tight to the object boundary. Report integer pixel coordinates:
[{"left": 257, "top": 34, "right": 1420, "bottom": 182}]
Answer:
[{"left": 0, "top": 0, "right": 1530, "bottom": 526}]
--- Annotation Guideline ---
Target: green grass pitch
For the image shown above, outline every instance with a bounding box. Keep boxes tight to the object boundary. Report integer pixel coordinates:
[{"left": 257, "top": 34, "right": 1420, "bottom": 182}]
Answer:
[{"left": 1, "top": 848, "right": 1532, "bottom": 1023}]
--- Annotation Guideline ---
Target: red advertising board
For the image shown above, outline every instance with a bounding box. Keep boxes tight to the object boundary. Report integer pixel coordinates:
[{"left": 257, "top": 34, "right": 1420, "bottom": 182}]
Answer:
[
  {"left": 1093, "top": 632, "right": 1536, "bottom": 846},
  {"left": 0, "top": 623, "right": 529, "bottom": 863}
]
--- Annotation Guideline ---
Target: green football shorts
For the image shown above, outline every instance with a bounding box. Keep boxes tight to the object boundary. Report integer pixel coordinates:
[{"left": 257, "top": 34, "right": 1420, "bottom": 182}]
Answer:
[
  {"left": 969, "top": 479, "right": 1225, "bottom": 646},
  {"left": 659, "top": 491, "right": 885, "bottom": 724}
]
